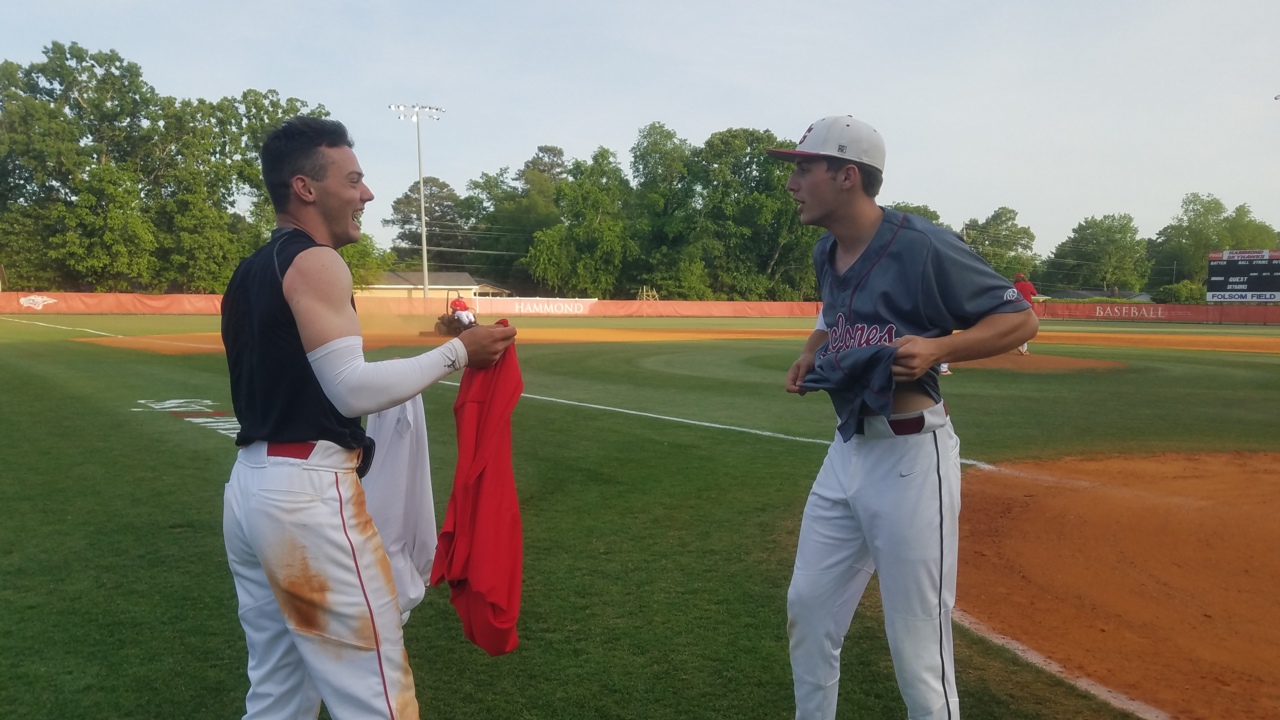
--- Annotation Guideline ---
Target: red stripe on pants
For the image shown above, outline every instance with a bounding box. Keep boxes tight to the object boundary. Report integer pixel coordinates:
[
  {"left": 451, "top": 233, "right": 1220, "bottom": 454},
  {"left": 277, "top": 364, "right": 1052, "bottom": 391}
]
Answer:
[{"left": 335, "top": 473, "right": 397, "bottom": 719}]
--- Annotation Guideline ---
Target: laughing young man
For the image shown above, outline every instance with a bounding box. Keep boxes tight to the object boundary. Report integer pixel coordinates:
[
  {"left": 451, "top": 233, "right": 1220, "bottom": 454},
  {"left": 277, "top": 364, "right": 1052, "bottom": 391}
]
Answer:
[{"left": 220, "top": 117, "right": 515, "bottom": 719}]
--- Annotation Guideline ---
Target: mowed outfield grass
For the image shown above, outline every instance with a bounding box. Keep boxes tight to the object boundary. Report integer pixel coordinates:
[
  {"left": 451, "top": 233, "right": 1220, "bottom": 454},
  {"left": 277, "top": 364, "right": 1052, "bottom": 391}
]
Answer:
[{"left": 2, "top": 314, "right": 1278, "bottom": 719}]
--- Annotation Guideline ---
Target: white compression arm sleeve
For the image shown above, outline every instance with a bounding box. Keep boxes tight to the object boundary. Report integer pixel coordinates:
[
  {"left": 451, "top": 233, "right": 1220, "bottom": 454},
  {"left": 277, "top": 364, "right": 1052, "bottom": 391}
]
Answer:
[
  {"left": 815, "top": 310, "right": 828, "bottom": 332},
  {"left": 306, "top": 336, "right": 468, "bottom": 418}
]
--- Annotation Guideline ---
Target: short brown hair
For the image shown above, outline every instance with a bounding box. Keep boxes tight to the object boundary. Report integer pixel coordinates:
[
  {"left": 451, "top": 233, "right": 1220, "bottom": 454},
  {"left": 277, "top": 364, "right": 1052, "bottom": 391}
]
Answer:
[
  {"left": 823, "top": 157, "right": 883, "bottom": 198},
  {"left": 261, "top": 117, "right": 354, "bottom": 212}
]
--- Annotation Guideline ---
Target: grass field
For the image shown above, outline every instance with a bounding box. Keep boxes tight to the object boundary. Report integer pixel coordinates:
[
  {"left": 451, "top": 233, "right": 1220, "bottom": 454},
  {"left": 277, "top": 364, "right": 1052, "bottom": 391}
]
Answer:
[{"left": 2, "top": 314, "right": 1278, "bottom": 719}]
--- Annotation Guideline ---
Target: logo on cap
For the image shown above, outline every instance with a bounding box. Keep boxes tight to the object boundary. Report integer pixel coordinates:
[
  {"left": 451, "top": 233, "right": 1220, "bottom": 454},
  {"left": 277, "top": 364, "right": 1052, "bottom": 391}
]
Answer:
[
  {"left": 798, "top": 124, "right": 815, "bottom": 145},
  {"left": 837, "top": 144, "right": 847, "bottom": 153}
]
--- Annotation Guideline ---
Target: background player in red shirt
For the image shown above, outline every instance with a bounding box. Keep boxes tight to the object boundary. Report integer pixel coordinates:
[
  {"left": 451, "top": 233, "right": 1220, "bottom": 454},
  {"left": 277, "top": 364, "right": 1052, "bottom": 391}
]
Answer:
[
  {"left": 450, "top": 296, "right": 476, "bottom": 326},
  {"left": 1012, "top": 273, "right": 1038, "bottom": 355}
]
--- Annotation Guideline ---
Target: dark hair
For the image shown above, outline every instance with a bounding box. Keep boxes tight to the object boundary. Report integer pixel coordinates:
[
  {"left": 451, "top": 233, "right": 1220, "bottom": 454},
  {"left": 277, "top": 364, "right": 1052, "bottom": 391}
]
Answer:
[
  {"left": 261, "top": 117, "right": 355, "bottom": 213},
  {"left": 823, "top": 157, "right": 883, "bottom": 198}
]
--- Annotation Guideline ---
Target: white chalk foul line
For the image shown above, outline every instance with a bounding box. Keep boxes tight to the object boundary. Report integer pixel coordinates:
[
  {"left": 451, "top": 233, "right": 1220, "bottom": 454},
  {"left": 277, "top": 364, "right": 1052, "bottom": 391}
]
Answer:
[
  {"left": 953, "top": 610, "right": 1170, "bottom": 720},
  {"left": 1, "top": 316, "right": 121, "bottom": 336},
  {"left": 441, "top": 379, "right": 1164, "bottom": 718},
  {"left": 442, "top": 380, "right": 1005, "bottom": 466},
  {"left": 0, "top": 316, "right": 221, "bottom": 349}
]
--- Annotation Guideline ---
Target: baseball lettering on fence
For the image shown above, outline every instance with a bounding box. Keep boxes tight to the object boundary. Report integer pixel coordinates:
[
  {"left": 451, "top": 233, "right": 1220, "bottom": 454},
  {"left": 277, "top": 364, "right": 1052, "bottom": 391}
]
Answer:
[{"left": 1092, "top": 305, "right": 1167, "bottom": 319}]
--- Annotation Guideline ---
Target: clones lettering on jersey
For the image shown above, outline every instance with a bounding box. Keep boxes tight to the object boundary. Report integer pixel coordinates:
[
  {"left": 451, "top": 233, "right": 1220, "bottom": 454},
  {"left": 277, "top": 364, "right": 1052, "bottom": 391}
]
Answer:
[{"left": 820, "top": 312, "right": 897, "bottom": 358}]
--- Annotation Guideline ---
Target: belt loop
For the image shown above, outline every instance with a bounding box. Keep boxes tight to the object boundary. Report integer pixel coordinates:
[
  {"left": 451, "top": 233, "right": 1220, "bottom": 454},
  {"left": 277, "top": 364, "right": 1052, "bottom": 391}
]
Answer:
[{"left": 355, "top": 438, "right": 376, "bottom": 479}]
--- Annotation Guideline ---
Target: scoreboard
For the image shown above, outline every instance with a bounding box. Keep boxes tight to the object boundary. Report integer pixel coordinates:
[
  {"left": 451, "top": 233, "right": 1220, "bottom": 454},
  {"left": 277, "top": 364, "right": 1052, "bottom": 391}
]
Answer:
[{"left": 1206, "top": 250, "right": 1280, "bottom": 302}]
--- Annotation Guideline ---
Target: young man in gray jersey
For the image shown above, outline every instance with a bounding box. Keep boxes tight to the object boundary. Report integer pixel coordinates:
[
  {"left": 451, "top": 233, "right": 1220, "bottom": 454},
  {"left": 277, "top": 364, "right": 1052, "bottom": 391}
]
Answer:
[{"left": 769, "top": 116, "right": 1038, "bottom": 720}]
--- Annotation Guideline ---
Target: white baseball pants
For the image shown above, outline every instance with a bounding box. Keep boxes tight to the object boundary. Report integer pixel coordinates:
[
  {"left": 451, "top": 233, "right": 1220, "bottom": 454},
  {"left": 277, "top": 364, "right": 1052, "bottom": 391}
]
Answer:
[
  {"left": 223, "top": 441, "right": 419, "bottom": 719},
  {"left": 788, "top": 403, "right": 961, "bottom": 720}
]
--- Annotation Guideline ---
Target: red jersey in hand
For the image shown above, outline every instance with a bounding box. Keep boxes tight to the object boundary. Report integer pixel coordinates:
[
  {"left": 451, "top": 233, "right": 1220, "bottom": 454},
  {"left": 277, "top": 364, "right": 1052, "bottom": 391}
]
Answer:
[{"left": 431, "top": 339, "right": 523, "bottom": 656}]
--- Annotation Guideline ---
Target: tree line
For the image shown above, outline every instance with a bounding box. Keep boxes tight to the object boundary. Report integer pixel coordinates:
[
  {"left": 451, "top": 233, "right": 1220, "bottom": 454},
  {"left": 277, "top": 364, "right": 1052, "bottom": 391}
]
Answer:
[
  {"left": 4, "top": 43, "right": 1276, "bottom": 301},
  {"left": 0, "top": 42, "right": 390, "bottom": 293},
  {"left": 385, "top": 144, "right": 1276, "bottom": 302}
]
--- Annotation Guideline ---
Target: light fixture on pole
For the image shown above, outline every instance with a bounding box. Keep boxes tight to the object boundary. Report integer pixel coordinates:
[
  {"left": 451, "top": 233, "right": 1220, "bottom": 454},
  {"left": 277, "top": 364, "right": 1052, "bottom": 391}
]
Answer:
[{"left": 389, "top": 103, "right": 445, "bottom": 303}]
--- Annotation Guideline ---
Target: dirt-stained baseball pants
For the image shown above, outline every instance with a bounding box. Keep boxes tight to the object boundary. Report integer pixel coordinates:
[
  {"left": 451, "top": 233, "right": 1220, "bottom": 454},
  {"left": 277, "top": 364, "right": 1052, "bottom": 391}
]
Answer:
[
  {"left": 788, "top": 402, "right": 961, "bottom": 720},
  {"left": 223, "top": 440, "right": 419, "bottom": 720}
]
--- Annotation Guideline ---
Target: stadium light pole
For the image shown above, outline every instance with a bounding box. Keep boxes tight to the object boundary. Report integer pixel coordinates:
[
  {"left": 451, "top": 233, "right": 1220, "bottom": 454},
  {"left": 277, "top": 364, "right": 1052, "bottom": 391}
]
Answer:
[{"left": 389, "top": 103, "right": 445, "bottom": 303}]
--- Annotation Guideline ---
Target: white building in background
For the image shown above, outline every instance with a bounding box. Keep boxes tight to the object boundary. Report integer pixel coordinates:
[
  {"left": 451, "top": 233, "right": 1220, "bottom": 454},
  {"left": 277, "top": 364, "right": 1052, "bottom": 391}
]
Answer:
[{"left": 356, "top": 271, "right": 512, "bottom": 300}]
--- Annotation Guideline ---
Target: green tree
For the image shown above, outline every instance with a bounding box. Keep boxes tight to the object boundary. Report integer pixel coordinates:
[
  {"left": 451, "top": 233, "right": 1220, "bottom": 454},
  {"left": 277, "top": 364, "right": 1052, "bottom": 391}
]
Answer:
[
  {"left": 146, "top": 96, "right": 246, "bottom": 292},
  {"left": 214, "top": 88, "right": 327, "bottom": 236},
  {"left": 526, "top": 148, "right": 635, "bottom": 297},
  {"left": 886, "top": 202, "right": 951, "bottom": 230},
  {"left": 1147, "top": 193, "right": 1277, "bottom": 287},
  {"left": 46, "top": 163, "right": 158, "bottom": 291},
  {"left": 685, "top": 127, "right": 819, "bottom": 300},
  {"left": 338, "top": 233, "right": 395, "bottom": 288},
  {"left": 1151, "top": 280, "right": 1207, "bottom": 305},
  {"left": 961, "top": 207, "right": 1036, "bottom": 279},
  {"left": 0, "top": 41, "right": 323, "bottom": 292},
  {"left": 627, "top": 122, "right": 707, "bottom": 298},
  {"left": 381, "top": 176, "right": 469, "bottom": 271},
  {"left": 459, "top": 147, "right": 564, "bottom": 288},
  {"left": 521, "top": 145, "right": 567, "bottom": 185},
  {"left": 1040, "top": 214, "right": 1151, "bottom": 293}
]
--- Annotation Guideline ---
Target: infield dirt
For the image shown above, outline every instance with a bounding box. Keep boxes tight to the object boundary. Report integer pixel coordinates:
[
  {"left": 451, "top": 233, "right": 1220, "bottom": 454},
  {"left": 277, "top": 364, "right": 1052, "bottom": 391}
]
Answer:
[{"left": 961, "top": 453, "right": 1280, "bottom": 720}]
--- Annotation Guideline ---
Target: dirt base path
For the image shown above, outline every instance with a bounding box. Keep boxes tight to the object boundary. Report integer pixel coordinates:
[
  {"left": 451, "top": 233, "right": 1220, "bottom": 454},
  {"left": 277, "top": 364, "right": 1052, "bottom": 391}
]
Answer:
[
  {"left": 953, "top": 350, "right": 1124, "bottom": 371},
  {"left": 1034, "top": 331, "right": 1280, "bottom": 354},
  {"left": 76, "top": 327, "right": 818, "bottom": 354},
  {"left": 960, "top": 453, "right": 1280, "bottom": 720}
]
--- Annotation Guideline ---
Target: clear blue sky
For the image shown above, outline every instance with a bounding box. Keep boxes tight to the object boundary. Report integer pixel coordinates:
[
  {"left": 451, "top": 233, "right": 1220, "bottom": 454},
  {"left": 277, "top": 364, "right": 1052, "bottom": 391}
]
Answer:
[{"left": 5, "top": 0, "right": 1278, "bottom": 255}]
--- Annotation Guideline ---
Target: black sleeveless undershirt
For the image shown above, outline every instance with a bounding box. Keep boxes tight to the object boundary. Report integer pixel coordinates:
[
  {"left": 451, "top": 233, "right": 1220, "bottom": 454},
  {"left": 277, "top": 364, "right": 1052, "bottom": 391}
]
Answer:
[{"left": 221, "top": 227, "right": 370, "bottom": 450}]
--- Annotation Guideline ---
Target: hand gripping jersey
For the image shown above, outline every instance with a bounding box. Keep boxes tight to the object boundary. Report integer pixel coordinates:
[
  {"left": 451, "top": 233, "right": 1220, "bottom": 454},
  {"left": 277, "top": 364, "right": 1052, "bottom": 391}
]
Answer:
[
  {"left": 801, "top": 208, "right": 1030, "bottom": 439},
  {"left": 431, "top": 329, "right": 524, "bottom": 656}
]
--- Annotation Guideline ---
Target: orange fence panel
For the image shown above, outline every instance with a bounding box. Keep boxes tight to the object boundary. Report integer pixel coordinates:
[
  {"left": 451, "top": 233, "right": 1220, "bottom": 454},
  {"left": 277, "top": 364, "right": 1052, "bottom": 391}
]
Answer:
[
  {"left": 6, "top": 292, "right": 1275, "bottom": 324},
  {"left": 0, "top": 292, "right": 222, "bottom": 314}
]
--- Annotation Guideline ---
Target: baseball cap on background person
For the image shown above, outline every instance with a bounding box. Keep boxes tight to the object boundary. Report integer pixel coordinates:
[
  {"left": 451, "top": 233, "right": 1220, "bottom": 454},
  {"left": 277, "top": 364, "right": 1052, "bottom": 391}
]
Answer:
[{"left": 766, "top": 115, "right": 886, "bottom": 171}]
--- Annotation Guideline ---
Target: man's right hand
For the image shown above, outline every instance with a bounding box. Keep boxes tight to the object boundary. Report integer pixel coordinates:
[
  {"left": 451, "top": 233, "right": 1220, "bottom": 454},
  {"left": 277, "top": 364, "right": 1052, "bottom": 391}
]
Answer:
[
  {"left": 786, "top": 354, "right": 815, "bottom": 395},
  {"left": 458, "top": 323, "right": 518, "bottom": 368}
]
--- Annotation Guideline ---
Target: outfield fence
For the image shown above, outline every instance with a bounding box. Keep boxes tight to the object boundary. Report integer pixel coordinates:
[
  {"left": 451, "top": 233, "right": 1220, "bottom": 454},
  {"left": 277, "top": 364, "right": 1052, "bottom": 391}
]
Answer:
[
  {"left": 3, "top": 291, "right": 1278, "bottom": 324},
  {"left": 1032, "top": 302, "right": 1280, "bottom": 324}
]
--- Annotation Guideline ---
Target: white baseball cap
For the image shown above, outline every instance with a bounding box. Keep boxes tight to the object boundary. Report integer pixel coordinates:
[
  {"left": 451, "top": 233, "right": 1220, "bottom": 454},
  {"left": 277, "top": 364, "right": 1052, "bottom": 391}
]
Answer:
[{"left": 766, "top": 115, "right": 885, "bottom": 172}]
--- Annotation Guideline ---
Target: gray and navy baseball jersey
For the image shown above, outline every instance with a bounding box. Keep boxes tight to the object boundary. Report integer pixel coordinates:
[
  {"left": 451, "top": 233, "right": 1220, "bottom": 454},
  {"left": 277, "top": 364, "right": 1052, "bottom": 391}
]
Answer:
[{"left": 801, "top": 207, "right": 1030, "bottom": 439}]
